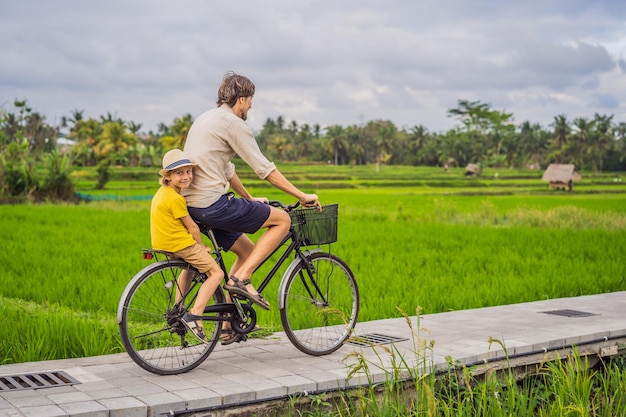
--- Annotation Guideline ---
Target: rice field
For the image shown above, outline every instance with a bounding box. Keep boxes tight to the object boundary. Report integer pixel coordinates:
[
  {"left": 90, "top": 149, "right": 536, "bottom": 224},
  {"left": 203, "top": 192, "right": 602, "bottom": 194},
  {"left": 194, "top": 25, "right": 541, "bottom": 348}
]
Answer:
[{"left": 1, "top": 165, "right": 625, "bottom": 365}]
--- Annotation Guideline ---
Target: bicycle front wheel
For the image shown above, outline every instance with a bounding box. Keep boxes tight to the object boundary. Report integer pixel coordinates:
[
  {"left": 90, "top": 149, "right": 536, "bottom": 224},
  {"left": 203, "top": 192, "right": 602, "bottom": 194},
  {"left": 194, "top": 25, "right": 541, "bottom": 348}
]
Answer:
[
  {"left": 280, "top": 252, "right": 359, "bottom": 355},
  {"left": 118, "top": 259, "right": 225, "bottom": 375}
]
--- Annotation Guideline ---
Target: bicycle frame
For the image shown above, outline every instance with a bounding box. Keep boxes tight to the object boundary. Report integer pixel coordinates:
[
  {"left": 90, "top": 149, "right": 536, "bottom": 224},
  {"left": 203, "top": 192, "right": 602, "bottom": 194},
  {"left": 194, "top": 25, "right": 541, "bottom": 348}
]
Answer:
[
  {"left": 201, "top": 222, "right": 322, "bottom": 300},
  {"left": 251, "top": 231, "right": 328, "bottom": 311},
  {"left": 138, "top": 225, "right": 316, "bottom": 326}
]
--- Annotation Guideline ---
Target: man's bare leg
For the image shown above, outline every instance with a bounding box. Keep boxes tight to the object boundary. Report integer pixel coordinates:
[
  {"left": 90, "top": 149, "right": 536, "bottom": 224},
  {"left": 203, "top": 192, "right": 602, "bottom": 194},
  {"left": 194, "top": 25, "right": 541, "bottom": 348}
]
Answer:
[
  {"left": 229, "top": 235, "right": 254, "bottom": 279},
  {"left": 226, "top": 207, "right": 290, "bottom": 299}
]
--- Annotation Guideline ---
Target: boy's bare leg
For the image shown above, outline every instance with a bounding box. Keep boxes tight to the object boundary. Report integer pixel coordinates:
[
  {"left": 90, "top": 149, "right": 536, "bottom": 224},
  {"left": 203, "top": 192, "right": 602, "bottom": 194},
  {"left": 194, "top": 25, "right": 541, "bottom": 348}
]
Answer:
[
  {"left": 189, "top": 268, "right": 223, "bottom": 317},
  {"left": 176, "top": 270, "right": 190, "bottom": 304}
]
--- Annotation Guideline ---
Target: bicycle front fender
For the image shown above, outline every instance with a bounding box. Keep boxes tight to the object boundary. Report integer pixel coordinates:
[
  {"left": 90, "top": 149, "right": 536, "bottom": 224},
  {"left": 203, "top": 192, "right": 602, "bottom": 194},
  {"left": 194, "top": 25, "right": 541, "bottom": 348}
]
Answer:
[{"left": 277, "top": 248, "right": 322, "bottom": 310}]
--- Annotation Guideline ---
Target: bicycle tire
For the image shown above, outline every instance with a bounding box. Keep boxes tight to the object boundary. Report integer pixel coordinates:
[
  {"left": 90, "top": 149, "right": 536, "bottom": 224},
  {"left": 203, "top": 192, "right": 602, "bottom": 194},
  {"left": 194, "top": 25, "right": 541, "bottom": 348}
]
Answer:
[
  {"left": 118, "top": 259, "right": 226, "bottom": 375},
  {"left": 280, "top": 252, "right": 359, "bottom": 356}
]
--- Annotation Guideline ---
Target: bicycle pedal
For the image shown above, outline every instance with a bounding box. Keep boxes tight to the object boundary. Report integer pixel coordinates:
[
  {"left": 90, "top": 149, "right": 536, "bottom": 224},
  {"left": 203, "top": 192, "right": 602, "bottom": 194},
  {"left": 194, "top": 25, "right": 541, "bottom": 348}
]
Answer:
[{"left": 231, "top": 293, "right": 248, "bottom": 301}]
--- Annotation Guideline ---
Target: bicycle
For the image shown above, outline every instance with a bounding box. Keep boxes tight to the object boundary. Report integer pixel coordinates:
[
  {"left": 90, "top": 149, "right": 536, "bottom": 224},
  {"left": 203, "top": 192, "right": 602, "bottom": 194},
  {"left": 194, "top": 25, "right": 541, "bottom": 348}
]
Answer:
[{"left": 117, "top": 201, "right": 359, "bottom": 375}]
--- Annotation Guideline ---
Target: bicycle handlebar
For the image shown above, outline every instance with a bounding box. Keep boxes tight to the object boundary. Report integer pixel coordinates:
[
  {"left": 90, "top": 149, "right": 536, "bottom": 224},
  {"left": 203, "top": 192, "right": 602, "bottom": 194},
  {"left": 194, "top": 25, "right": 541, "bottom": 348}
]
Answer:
[{"left": 267, "top": 200, "right": 300, "bottom": 211}]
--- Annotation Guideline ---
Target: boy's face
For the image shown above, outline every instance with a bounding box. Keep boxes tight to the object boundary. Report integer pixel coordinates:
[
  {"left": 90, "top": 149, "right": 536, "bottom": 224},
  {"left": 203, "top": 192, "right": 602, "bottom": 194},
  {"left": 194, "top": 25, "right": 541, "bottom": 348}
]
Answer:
[{"left": 168, "top": 167, "right": 194, "bottom": 190}]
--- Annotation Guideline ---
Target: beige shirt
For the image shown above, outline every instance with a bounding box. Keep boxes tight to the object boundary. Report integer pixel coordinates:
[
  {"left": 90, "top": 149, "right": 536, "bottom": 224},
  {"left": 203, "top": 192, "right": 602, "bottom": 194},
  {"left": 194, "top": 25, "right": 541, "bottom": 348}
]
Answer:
[{"left": 183, "top": 105, "right": 276, "bottom": 208}]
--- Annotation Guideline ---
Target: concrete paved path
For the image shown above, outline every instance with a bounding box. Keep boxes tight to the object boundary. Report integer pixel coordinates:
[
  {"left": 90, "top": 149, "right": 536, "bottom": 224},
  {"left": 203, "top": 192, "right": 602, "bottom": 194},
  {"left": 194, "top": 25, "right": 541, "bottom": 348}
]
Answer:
[{"left": 1, "top": 291, "right": 625, "bottom": 417}]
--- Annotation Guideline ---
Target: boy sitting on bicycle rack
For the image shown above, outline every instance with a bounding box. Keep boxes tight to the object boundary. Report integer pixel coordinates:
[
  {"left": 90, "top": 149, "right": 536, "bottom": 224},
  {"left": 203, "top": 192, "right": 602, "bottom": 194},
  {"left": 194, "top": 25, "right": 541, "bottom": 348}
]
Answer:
[{"left": 150, "top": 149, "right": 227, "bottom": 344}]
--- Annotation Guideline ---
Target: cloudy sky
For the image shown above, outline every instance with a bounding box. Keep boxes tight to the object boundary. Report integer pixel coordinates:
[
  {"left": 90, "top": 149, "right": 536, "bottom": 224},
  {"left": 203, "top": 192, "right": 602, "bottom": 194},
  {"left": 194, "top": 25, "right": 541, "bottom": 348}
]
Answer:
[{"left": 1, "top": 1, "right": 626, "bottom": 135}]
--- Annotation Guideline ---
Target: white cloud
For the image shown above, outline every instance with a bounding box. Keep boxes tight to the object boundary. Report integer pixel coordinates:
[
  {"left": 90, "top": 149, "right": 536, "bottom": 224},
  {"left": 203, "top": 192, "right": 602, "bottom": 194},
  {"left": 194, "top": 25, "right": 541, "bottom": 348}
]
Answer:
[{"left": 1, "top": 0, "right": 625, "bottom": 134}]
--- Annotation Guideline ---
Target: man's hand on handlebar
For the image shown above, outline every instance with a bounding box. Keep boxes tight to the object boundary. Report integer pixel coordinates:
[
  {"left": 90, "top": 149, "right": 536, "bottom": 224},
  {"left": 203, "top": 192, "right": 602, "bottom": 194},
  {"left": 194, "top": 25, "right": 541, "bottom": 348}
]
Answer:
[
  {"left": 300, "top": 193, "right": 321, "bottom": 210},
  {"left": 267, "top": 195, "right": 321, "bottom": 212}
]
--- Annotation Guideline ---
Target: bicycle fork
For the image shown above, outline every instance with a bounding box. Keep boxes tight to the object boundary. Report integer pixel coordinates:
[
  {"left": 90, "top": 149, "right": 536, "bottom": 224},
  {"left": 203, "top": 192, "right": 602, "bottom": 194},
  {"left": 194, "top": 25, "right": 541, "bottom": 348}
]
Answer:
[
  {"left": 278, "top": 248, "right": 328, "bottom": 309},
  {"left": 299, "top": 262, "right": 329, "bottom": 307}
]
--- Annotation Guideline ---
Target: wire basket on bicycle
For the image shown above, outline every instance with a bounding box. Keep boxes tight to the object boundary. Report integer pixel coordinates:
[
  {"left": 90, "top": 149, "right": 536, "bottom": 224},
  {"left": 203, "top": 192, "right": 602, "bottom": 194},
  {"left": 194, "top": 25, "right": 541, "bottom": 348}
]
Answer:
[{"left": 289, "top": 203, "right": 338, "bottom": 246}]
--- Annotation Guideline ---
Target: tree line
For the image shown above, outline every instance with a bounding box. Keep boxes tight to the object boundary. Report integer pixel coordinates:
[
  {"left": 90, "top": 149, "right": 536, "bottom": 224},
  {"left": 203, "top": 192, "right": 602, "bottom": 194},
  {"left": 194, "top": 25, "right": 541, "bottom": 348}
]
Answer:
[{"left": 1, "top": 98, "right": 625, "bottom": 201}]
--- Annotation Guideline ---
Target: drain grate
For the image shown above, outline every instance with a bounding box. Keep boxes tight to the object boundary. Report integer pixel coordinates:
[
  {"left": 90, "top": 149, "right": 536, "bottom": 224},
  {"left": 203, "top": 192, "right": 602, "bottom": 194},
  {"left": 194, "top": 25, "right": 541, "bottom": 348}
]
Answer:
[
  {"left": 0, "top": 371, "right": 80, "bottom": 392},
  {"left": 347, "top": 333, "right": 409, "bottom": 347},
  {"left": 542, "top": 309, "right": 597, "bottom": 318}
]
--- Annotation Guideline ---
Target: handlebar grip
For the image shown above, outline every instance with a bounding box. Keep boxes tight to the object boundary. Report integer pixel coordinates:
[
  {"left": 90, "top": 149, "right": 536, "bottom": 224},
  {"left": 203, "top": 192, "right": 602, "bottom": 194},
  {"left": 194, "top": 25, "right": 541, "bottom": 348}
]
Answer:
[
  {"left": 267, "top": 200, "right": 284, "bottom": 208},
  {"left": 266, "top": 200, "right": 300, "bottom": 211}
]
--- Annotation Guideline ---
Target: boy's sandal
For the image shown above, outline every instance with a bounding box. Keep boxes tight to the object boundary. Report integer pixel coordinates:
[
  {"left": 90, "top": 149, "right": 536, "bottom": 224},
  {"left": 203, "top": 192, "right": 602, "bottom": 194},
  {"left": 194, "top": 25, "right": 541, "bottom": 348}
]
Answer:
[
  {"left": 220, "top": 328, "right": 247, "bottom": 346},
  {"left": 224, "top": 276, "right": 270, "bottom": 310},
  {"left": 181, "top": 312, "right": 209, "bottom": 344}
]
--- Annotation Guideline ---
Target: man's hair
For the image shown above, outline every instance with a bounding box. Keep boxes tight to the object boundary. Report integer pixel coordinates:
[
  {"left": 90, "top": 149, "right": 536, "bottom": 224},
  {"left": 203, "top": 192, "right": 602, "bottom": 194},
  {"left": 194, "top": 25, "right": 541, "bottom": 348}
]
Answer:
[{"left": 216, "top": 71, "right": 255, "bottom": 107}]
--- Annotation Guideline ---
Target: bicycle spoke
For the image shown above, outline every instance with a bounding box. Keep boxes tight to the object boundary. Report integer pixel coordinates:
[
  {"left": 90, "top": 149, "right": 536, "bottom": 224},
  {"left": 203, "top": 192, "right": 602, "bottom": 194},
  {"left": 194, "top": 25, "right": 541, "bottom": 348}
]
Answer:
[
  {"left": 281, "top": 252, "right": 359, "bottom": 356},
  {"left": 119, "top": 260, "right": 225, "bottom": 374}
]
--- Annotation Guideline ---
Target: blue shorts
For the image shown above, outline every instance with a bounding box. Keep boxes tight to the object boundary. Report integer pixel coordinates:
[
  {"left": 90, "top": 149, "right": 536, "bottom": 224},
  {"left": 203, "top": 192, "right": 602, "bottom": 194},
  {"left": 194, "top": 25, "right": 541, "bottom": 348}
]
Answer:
[{"left": 188, "top": 194, "right": 271, "bottom": 251}]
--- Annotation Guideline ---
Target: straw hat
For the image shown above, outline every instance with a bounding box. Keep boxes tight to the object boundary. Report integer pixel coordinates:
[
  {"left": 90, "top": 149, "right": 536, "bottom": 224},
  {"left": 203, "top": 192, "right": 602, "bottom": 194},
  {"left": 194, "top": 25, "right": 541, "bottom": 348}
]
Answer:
[{"left": 159, "top": 149, "right": 197, "bottom": 176}]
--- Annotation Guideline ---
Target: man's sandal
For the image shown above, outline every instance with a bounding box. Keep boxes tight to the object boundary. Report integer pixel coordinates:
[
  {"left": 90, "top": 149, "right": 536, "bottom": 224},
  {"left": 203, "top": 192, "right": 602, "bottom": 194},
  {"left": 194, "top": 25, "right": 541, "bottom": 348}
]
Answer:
[
  {"left": 220, "top": 328, "right": 247, "bottom": 346},
  {"left": 223, "top": 276, "right": 270, "bottom": 310},
  {"left": 181, "top": 312, "right": 209, "bottom": 344}
]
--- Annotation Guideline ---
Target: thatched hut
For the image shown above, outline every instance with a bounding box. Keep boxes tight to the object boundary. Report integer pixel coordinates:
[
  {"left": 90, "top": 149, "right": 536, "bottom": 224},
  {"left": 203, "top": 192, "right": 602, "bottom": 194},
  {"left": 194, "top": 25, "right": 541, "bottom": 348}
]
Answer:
[
  {"left": 542, "top": 164, "right": 581, "bottom": 191},
  {"left": 465, "top": 163, "right": 481, "bottom": 176}
]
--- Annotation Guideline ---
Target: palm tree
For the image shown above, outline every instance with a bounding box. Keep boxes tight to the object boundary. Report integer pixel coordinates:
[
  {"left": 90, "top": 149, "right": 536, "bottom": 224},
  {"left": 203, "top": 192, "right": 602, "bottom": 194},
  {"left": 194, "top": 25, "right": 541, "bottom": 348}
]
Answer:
[
  {"left": 615, "top": 122, "right": 626, "bottom": 166},
  {"left": 128, "top": 121, "right": 143, "bottom": 135},
  {"left": 419, "top": 132, "right": 444, "bottom": 166},
  {"left": 170, "top": 114, "right": 193, "bottom": 149},
  {"left": 257, "top": 117, "right": 279, "bottom": 150},
  {"left": 347, "top": 133, "right": 365, "bottom": 165},
  {"left": 551, "top": 115, "right": 569, "bottom": 148},
  {"left": 549, "top": 115, "right": 571, "bottom": 163},
  {"left": 160, "top": 114, "right": 193, "bottom": 151},
  {"left": 312, "top": 123, "right": 321, "bottom": 139},
  {"left": 571, "top": 117, "right": 595, "bottom": 168},
  {"left": 276, "top": 115, "right": 285, "bottom": 130},
  {"left": 439, "top": 128, "right": 467, "bottom": 168},
  {"left": 68, "top": 109, "right": 84, "bottom": 126},
  {"left": 447, "top": 99, "right": 492, "bottom": 134},
  {"left": 100, "top": 112, "right": 123, "bottom": 124},
  {"left": 404, "top": 125, "right": 428, "bottom": 166},
  {"left": 96, "top": 121, "right": 136, "bottom": 165},
  {"left": 1, "top": 112, "right": 20, "bottom": 145},
  {"left": 518, "top": 121, "right": 548, "bottom": 169},
  {"left": 365, "top": 120, "right": 398, "bottom": 170},
  {"left": 324, "top": 125, "right": 347, "bottom": 165},
  {"left": 268, "top": 135, "right": 292, "bottom": 161},
  {"left": 68, "top": 118, "right": 101, "bottom": 166},
  {"left": 588, "top": 114, "right": 613, "bottom": 172},
  {"left": 293, "top": 123, "right": 313, "bottom": 161}
]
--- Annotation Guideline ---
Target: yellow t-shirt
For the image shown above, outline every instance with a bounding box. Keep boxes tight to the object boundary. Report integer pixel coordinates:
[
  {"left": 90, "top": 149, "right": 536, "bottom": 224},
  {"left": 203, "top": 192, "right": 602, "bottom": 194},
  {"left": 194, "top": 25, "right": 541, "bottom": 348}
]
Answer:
[{"left": 150, "top": 186, "right": 196, "bottom": 252}]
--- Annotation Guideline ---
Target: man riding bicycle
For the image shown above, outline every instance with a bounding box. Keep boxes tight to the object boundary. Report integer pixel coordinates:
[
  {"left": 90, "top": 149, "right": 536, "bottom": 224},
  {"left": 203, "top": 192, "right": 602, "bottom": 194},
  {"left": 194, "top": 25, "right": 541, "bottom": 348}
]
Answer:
[{"left": 183, "top": 71, "right": 320, "bottom": 312}]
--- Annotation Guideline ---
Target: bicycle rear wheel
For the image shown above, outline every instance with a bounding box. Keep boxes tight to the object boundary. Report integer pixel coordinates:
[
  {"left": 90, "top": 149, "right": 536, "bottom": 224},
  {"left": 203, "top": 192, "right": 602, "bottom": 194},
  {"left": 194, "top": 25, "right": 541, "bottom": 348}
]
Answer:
[
  {"left": 280, "top": 252, "right": 359, "bottom": 355},
  {"left": 118, "top": 259, "right": 226, "bottom": 375}
]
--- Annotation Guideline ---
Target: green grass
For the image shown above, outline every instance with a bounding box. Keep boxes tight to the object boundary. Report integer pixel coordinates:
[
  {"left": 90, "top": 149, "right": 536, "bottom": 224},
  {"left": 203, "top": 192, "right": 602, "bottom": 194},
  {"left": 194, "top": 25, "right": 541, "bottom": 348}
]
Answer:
[
  {"left": 330, "top": 349, "right": 626, "bottom": 416},
  {"left": 281, "top": 316, "right": 626, "bottom": 416},
  {"left": 72, "top": 163, "right": 626, "bottom": 196},
  {"left": 1, "top": 165, "right": 626, "bottom": 364},
  {"left": 1, "top": 296, "right": 121, "bottom": 364}
]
